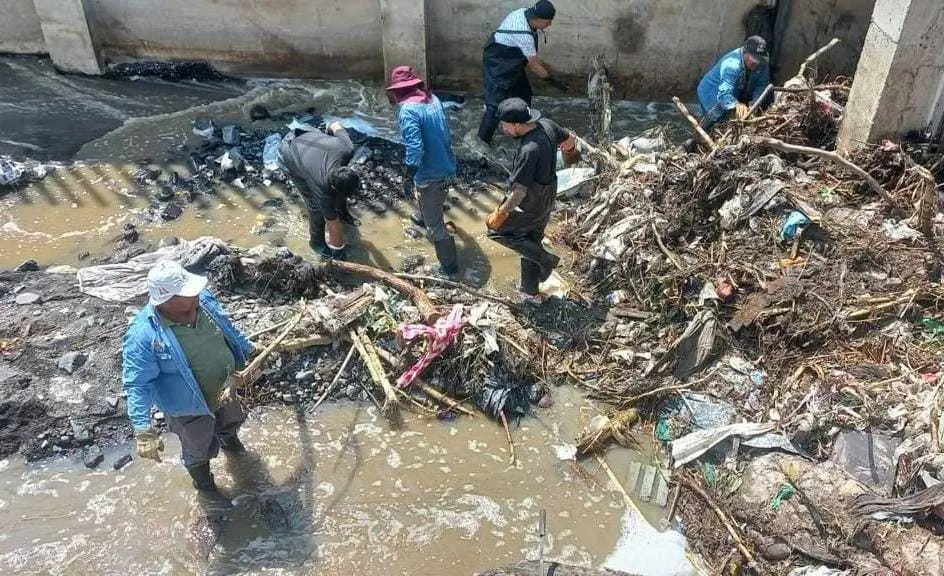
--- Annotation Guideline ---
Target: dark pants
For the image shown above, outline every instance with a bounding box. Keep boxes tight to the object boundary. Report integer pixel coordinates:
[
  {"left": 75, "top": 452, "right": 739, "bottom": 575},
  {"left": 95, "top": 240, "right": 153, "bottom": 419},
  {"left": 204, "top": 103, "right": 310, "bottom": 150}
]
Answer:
[
  {"left": 166, "top": 396, "right": 245, "bottom": 468},
  {"left": 488, "top": 182, "right": 559, "bottom": 295},
  {"left": 478, "top": 70, "right": 533, "bottom": 144},
  {"left": 416, "top": 181, "right": 449, "bottom": 243}
]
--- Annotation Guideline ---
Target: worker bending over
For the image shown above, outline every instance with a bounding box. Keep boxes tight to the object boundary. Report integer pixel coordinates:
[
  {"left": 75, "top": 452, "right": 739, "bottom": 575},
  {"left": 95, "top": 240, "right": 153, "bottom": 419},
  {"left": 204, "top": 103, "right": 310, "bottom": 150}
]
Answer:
[
  {"left": 280, "top": 122, "right": 361, "bottom": 259},
  {"left": 697, "top": 36, "right": 771, "bottom": 129}
]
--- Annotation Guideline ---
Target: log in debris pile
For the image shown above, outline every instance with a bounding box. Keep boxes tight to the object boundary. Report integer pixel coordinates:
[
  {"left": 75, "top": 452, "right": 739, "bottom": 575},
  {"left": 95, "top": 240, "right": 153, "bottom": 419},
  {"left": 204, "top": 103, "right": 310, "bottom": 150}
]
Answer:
[{"left": 552, "top": 51, "right": 944, "bottom": 574}]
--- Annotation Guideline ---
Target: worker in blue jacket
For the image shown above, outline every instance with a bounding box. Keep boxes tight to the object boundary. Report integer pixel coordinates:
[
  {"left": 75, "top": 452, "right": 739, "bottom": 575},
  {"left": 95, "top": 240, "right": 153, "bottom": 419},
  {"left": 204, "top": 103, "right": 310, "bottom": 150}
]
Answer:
[
  {"left": 697, "top": 36, "right": 771, "bottom": 129},
  {"left": 123, "top": 260, "right": 255, "bottom": 494},
  {"left": 386, "top": 65, "right": 460, "bottom": 276}
]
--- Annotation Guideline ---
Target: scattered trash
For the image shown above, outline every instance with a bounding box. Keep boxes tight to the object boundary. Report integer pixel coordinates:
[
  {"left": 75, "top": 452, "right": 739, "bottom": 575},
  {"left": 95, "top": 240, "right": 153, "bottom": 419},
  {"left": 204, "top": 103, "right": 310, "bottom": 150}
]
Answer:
[
  {"left": 780, "top": 210, "right": 811, "bottom": 240},
  {"left": 830, "top": 429, "right": 901, "bottom": 494}
]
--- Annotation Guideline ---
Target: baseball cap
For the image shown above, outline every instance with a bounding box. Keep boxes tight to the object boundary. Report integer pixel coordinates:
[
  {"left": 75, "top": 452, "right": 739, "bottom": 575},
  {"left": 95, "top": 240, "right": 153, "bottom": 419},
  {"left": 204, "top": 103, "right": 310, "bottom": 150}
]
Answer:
[
  {"left": 147, "top": 260, "right": 207, "bottom": 306},
  {"left": 497, "top": 98, "right": 542, "bottom": 124},
  {"left": 743, "top": 36, "right": 769, "bottom": 63},
  {"left": 529, "top": 0, "right": 556, "bottom": 20}
]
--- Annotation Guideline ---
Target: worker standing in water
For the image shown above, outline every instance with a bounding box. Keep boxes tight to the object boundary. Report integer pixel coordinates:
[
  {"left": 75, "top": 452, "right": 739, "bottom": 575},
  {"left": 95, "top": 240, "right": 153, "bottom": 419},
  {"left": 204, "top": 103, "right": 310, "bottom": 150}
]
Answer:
[
  {"left": 485, "top": 98, "right": 579, "bottom": 303},
  {"left": 386, "top": 65, "right": 460, "bottom": 277},
  {"left": 477, "top": 0, "right": 567, "bottom": 146},
  {"left": 123, "top": 261, "right": 256, "bottom": 494},
  {"left": 697, "top": 36, "right": 771, "bottom": 130}
]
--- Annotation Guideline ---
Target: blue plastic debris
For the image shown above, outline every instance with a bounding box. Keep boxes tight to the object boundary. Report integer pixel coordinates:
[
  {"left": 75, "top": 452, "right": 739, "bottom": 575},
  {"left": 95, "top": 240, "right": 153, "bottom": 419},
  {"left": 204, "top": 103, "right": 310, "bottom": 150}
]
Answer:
[{"left": 781, "top": 211, "right": 811, "bottom": 240}]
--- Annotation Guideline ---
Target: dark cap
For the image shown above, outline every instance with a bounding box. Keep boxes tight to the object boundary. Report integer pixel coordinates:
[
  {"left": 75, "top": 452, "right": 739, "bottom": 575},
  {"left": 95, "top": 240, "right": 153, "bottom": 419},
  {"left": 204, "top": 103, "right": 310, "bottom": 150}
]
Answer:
[
  {"left": 497, "top": 98, "right": 542, "bottom": 124},
  {"left": 743, "top": 36, "right": 769, "bottom": 63},
  {"left": 526, "top": 0, "right": 556, "bottom": 21}
]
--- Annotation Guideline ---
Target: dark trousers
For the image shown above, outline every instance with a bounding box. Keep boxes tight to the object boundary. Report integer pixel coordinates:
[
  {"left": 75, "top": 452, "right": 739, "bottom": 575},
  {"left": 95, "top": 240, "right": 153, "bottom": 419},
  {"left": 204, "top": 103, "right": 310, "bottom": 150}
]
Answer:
[
  {"left": 477, "top": 73, "right": 532, "bottom": 144},
  {"left": 416, "top": 181, "right": 449, "bottom": 243},
  {"left": 166, "top": 396, "right": 245, "bottom": 468},
  {"left": 488, "top": 212, "right": 558, "bottom": 295}
]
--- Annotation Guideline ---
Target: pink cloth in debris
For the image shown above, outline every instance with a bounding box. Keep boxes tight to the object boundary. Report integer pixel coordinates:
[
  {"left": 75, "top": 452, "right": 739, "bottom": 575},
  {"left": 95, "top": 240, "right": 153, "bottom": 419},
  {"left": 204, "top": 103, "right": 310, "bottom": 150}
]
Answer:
[{"left": 396, "top": 304, "right": 464, "bottom": 388}]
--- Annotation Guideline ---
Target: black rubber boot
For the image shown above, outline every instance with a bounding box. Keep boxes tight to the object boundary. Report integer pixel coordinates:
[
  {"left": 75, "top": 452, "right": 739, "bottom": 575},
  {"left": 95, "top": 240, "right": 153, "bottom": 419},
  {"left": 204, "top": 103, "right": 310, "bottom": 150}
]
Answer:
[
  {"left": 187, "top": 463, "right": 218, "bottom": 492},
  {"left": 519, "top": 258, "right": 542, "bottom": 296},
  {"left": 538, "top": 251, "right": 561, "bottom": 283},
  {"left": 220, "top": 436, "right": 246, "bottom": 455},
  {"left": 433, "top": 237, "right": 459, "bottom": 276}
]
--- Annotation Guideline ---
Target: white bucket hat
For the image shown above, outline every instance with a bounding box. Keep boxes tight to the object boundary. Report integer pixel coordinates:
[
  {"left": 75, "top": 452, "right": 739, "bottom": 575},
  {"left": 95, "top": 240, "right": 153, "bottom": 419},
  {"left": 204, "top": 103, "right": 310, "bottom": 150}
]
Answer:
[{"left": 147, "top": 260, "right": 208, "bottom": 306}]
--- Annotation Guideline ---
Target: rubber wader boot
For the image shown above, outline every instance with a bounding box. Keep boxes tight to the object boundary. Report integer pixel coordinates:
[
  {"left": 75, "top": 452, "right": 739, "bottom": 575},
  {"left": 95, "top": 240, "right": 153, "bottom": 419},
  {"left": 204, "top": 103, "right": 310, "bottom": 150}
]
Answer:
[
  {"left": 187, "top": 463, "right": 218, "bottom": 492},
  {"left": 220, "top": 436, "right": 246, "bottom": 455},
  {"left": 539, "top": 252, "right": 561, "bottom": 283},
  {"left": 520, "top": 258, "right": 542, "bottom": 295},
  {"left": 434, "top": 237, "right": 459, "bottom": 276}
]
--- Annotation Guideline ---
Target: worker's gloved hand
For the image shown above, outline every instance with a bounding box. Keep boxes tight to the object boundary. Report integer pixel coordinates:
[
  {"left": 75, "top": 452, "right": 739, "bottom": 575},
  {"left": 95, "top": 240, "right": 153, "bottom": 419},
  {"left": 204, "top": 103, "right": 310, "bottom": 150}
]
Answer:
[
  {"left": 486, "top": 207, "right": 509, "bottom": 230},
  {"left": 561, "top": 143, "right": 582, "bottom": 166},
  {"left": 734, "top": 102, "right": 750, "bottom": 120},
  {"left": 218, "top": 376, "right": 242, "bottom": 405},
  {"left": 546, "top": 76, "right": 569, "bottom": 93},
  {"left": 136, "top": 428, "right": 164, "bottom": 462}
]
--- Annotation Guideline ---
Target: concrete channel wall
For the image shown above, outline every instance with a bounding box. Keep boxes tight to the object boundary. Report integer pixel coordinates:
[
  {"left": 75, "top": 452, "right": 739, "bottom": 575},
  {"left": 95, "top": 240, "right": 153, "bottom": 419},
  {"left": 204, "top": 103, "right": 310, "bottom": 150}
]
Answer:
[
  {"left": 0, "top": 0, "right": 46, "bottom": 54},
  {"left": 2, "top": 0, "right": 871, "bottom": 98}
]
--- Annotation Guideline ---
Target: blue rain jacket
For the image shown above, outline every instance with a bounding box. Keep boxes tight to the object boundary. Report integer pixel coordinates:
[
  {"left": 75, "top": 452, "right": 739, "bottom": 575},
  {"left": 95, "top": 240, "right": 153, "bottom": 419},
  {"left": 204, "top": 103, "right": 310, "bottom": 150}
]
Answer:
[
  {"left": 122, "top": 290, "right": 252, "bottom": 430},
  {"left": 398, "top": 96, "right": 457, "bottom": 187},
  {"left": 697, "top": 47, "right": 770, "bottom": 126}
]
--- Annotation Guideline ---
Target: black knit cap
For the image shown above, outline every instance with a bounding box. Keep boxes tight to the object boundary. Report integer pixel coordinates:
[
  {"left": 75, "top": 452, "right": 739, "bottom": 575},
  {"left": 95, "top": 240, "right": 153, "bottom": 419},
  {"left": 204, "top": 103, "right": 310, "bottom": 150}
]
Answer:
[{"left": 526, "top": 0, "right": 556, "bottom": 21}]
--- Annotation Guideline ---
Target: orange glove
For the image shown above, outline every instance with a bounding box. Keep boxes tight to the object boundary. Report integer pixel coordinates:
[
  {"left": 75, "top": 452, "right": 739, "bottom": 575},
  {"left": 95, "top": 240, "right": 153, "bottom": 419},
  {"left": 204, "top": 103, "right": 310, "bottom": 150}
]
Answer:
[{"left": 486, "top": 207, "right": 509, "bottom": 230}]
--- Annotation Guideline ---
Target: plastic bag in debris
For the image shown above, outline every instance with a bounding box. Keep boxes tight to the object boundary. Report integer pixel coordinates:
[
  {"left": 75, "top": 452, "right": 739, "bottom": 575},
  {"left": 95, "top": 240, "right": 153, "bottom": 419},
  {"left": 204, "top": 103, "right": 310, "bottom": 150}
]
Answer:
[
  {"left": 789, "top": 566, "right": 847, "bottom": 576},
  {"left": 76, "top": 237, "right": 229, "bottom": 302},
  {"left": 323, "top": 115, "right": 382, "bottom": 138},
  {"left": 590, "top": 213, "right": 648, "bottom": 261},
  {"left": 883, "top": 219, "right": 922, "bottom": 242},
  {"left": 719, "top": 194, "right": 747, "bottom": 230},
  {"left": 830, "top": 429, "right": 901, "bottom": 495},
  {"left": 478, "top": 376, "right": 531, "bottom": 419},
  {"left": 287, "top": 116, "right": 318, "bottom": 133},
  {"left": 262, "top": 134, "right": 284, "bottom": 171},
  {"left": 556, "top": 167, "right": 596, "bottom": 198},
  {"left": 192, "top": 118, "right": 216, "bottom": 140},
  {"left": 396, "top": 304, "right": 464, "bottom": 388},
  {"left": 780, "top": 210, "right": 811, "bottom": 240},
  {"left": 654, "top": 310, "right": 720, "bottom": 379},
  {"left": 616, "top": 127, "right": 669, "bottom": 155},
  {"left": 222, "top": 125, "right": 241, "bottom": 146},
  {"left": 672, "top": 422, "right": 775, "bottom": 468},
  {"left": 0, "top": 156, "right": 49, "bottom": 187}
]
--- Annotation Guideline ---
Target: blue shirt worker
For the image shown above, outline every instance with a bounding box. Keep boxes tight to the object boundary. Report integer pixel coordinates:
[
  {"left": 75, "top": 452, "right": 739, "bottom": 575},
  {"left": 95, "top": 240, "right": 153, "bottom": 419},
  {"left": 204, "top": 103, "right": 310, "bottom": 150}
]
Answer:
[
  {"left": 477, "top": 0, "right": 567, "bottom": 145},
  {"left": 123, "top": 260, "right": 255, "bottom": 494},
  {"left": 697, "top": 36, "right": 771, "bottom": 129},
  {"left": 386, "top": 65, "right": 460, "bottom": 276}
]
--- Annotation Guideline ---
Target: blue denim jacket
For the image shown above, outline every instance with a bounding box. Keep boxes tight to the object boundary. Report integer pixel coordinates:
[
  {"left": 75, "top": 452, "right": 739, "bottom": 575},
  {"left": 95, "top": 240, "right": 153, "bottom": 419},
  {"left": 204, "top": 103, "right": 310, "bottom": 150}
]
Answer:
[
  {"left": 122, "top": 290, "right": 252, "bottom": 430},
  {"left": 697, "top": 47, "right": 770, "bottom": 126},
  {"left": 398, "top": 96, "right": 457, "bottom": 186}
]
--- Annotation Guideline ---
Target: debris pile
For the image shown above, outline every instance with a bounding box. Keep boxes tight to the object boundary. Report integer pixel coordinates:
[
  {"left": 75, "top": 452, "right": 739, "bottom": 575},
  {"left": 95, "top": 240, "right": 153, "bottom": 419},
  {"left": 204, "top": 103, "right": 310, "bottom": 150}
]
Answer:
[{"left": 558, "top": 45, "right": 944, "bottom": 574}]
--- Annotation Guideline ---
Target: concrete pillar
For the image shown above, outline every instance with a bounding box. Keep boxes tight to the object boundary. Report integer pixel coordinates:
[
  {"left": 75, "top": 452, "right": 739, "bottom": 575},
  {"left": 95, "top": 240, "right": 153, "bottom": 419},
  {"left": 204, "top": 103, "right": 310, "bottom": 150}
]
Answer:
[
  {"left": 31, "top": 0, "right": 102, "bottom": 75},
  {"left": 838, "top": 0, "right": 944, "bottom": 152},
  {"left": 379, "top": 0, "right": 428, "bottom": 83}
]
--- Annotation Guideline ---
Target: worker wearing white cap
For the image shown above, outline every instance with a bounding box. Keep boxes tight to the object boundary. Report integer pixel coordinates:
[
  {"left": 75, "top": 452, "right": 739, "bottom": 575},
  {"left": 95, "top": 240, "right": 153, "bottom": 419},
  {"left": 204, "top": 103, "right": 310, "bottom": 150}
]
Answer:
[{"left": 122, "top": 260, "right": 255, "bottom": 493}]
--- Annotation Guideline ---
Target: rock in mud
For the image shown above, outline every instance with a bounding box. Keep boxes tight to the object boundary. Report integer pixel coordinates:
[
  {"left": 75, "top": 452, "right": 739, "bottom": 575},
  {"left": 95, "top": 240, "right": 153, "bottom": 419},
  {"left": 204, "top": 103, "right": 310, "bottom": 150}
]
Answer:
[
  {"left": 113, "top": 453, "right": 133, "bottom": 470},
  {"left": 15, "top": 260, "right": 39, "bottom": 272},
  {"left": 58, "top": 351, "right": 88, "bottom": 374},
  {"left": 14, "top": 292, "right": 41, "bottom": 305},
  {"left": 83, "top": 445, "right": 104, "bottom": 469},
  {"left": 249, "top": 105, "right": 270, "bottom": 121},
  {"left": 161, "top": 201, "right": 183, "bottom": 221},
  {"left": 70, "top": 419, "right": 92, "bottom": 444}
]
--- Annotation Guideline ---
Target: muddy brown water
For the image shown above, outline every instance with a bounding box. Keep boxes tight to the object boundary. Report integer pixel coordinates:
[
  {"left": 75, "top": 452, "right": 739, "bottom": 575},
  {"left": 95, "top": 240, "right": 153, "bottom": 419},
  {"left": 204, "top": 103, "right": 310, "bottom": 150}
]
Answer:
[
  {"left": 0, "top": 388, "right": 694, "bottom": 575},
  {"left": 0, "top": 72, "right": 694, "bottom": 574}
]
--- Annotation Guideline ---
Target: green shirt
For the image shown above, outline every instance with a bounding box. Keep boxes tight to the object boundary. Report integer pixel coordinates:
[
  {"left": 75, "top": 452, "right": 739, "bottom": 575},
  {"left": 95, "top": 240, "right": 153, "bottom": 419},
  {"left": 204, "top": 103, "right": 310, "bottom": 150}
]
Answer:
[{"left": 161, "top": 307, "right": 236, "bottom": 411}]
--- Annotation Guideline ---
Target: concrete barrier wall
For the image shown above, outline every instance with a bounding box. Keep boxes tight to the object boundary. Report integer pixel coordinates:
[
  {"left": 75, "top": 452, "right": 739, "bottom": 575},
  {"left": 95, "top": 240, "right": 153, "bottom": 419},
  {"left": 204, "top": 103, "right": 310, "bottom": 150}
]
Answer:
[
  {"left": 84, "top": 0, "right": 384, "bottom": 78},
  {"left": 0, "top": 0, "right": 46, "bottom": 54},
  {"left": 1, "top": 0, "right": 874, "bottom": 99},
  {"left": 774, "top": 0, "right": 877, "bottom": 82}
]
